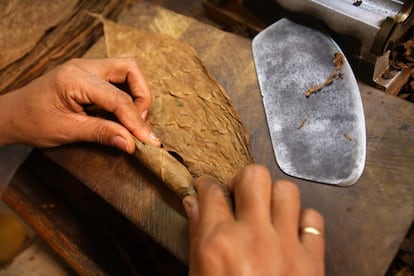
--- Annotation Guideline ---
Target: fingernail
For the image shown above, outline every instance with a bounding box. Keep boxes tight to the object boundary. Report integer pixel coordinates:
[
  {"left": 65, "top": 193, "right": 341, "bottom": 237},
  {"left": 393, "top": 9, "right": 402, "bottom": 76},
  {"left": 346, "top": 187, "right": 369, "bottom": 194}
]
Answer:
[
  {"left": 150, "top": 131, "right": 160, "bottom": 142},
  {"left": 182, "top": 196, "right": 194, "bottom": 216},
  {"left": 183, "top": 195, "right": 197, "bottom": 212},
  {"left": 111, "top": 135, "right": 128, "bottom": 152},
  {"left": 141, "top": 110, "right": 148, "bottom": 121}
]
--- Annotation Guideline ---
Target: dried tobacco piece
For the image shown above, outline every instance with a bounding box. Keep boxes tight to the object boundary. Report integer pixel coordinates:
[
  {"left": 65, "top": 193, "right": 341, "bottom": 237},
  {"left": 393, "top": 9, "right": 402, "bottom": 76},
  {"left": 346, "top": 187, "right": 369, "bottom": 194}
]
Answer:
[
  {"left": 344, "top": 133, "right": 352, "bottom": 141},
  {"left": 305, "top": 85, "right": 317, "bottom": 97},
  {"left": 324, "top": 77, "right": 334, "bottom": 86},
  {"left": 316, "top": 83, "right": 324, "bottom": 91},
  {"left": 305, "top": 52, "right": 345, "bottom": 97},
  {"left": 333, "top": 52, "right": 344, "bottom": 68},
  {"left": 103, "top": 20, "right": 254, "bottom": 197},
  {"left": 297, "top": 118, "right": 307, "bottom": 129}
]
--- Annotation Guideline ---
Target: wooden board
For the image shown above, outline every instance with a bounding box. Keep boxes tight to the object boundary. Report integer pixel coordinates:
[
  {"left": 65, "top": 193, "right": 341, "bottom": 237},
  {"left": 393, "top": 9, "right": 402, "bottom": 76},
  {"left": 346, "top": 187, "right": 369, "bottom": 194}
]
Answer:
[
  {"left": 41, "top": 2, "right": 414, "bottom": 275},
  {"left": 3, "top": 150, "right": 187, "bottom": 275}
]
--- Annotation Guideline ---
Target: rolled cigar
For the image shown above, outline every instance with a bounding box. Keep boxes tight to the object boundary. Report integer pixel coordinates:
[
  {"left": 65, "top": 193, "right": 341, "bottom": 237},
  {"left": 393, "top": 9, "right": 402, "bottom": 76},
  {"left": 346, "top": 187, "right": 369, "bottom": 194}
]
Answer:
[{"left": 133, "top": 138, "right": 196, "bottom": 198}]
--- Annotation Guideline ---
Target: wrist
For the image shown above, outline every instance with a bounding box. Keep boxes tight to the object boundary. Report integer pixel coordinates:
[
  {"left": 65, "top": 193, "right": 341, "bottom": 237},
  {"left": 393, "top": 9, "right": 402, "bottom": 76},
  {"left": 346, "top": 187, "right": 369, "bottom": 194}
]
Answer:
[{"left": 0, "top": 91, "right": 24, "bottom": 146}]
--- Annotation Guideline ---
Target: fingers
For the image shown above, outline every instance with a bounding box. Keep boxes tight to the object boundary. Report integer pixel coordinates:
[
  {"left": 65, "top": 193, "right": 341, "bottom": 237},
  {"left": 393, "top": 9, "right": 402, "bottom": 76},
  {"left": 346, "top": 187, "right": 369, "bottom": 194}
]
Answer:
[
  {"left": 68, "top": 113, "right": 136, "bottom": 153},
  {"left": 183, "top": 165, "right": 324, "bottom": 276},
  {"left": 78, "top": 77, "right": 160, "bottom": 147},
  {"left": 193, "top": 176, "right": 233, "bottom": 228},
  {"left": 57, "top": 58, "right": 161, "bottom": 148},
  {"left": 299, "top": 208, "right": 325, "bottom": 265},
  {"left": 228, "top": 165, "right": 272, "bottom": 223},
  {"left": 124, "top": 61, "right": 152, "bottom": 112},
  {"left": 82, "top": 58, "right": 152, "bottom": 113},
  {"left": 271, "top": 179, "right": 301, "bottom": 237}
]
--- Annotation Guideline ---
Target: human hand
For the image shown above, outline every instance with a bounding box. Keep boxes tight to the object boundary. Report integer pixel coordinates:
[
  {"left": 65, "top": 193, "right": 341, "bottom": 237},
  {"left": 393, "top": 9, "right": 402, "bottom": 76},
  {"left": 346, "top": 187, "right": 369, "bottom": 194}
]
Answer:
[
  {"left": 183, "top": 165, "right": 325, "bottom": 276},
  {"left": 0, "top": 58, "right": 160, "bottom": 153}
]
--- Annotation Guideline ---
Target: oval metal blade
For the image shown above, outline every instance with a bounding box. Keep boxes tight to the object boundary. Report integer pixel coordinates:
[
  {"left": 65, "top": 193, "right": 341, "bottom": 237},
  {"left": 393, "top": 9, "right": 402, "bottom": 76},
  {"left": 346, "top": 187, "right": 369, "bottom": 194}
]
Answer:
[{"left": 252, "top": 18, "right": 366, "bottom": 186}]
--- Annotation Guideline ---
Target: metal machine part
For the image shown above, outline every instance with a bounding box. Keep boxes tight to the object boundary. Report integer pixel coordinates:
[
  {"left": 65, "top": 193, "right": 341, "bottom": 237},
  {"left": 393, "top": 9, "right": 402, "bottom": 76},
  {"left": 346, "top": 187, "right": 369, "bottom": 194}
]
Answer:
[
  {"left": 274, "top": 0, "right": 411, "bottom": 59},
  {"left": 204, "top": 0, "right": 414, "bottom": 91},
  {"left": 273, "top": 0, "right": 414, "bottom": 91}
]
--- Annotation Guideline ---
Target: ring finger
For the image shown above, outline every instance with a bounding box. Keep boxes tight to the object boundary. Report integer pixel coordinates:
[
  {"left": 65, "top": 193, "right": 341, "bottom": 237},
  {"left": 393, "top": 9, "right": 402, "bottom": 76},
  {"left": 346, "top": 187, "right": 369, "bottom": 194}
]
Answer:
[{"left": 299, "top": 208, "right": 325, "bottom": 264}]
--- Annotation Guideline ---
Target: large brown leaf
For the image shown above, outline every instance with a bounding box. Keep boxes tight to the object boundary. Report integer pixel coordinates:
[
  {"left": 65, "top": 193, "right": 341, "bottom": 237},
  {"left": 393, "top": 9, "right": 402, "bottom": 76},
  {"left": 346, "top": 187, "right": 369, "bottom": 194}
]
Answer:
[{"left": 103, "top": 20, "right": 254, "bottom": 197}]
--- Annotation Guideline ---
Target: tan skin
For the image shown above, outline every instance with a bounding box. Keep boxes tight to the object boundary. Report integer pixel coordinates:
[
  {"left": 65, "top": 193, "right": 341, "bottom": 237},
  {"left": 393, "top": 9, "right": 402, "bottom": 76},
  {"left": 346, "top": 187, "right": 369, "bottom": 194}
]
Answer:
[
  {"left": 0, "top": 58, "right": 324, "bottom": 275},
  {"left": 183, "top": 166, "right": 325, "bottom": 276},
  {"left": 0, "top": 58, "right": 161, "bottom": 152}
]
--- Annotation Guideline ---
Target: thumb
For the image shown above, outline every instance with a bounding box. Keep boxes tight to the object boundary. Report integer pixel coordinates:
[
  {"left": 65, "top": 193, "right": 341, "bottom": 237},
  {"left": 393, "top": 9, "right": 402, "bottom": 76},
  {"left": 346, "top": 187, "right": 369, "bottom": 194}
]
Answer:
[{"left": 74, "top": 115, "right": 136, "bottom": 153}]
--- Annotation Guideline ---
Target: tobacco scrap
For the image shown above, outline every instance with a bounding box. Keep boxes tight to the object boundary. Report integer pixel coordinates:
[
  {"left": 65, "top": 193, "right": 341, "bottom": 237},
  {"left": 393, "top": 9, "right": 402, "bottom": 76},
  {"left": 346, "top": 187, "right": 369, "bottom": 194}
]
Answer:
[
  {"left": 333, "top": 52, "right": 344, "bottom": 68},
  {"left": 297, "top": 117, "right": 307, "bottom": 129},
  {"left": 305, "top": 85, "right": 316, "bottom": 97},
  {"left": 344, "top": 133, "right": 352, "bottom": 141},
  {"left": 306, "top": 52, "right": 345, "bottom": 97}
]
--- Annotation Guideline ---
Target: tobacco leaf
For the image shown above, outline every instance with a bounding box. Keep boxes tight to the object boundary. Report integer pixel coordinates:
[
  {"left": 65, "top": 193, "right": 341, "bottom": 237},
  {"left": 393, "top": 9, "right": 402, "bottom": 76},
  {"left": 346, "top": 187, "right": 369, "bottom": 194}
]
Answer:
[
  {"left": 0, "top": 0, "right": 77, "bottom": 70},
  {"left": 103, "top": 19, "right": 254, "bottom": 196},
  {"left": 0, "top": 0, "right": 127, "bottom": 95},
  {"left": 133, "top": 138, "right": 195, "bottom": 198}
]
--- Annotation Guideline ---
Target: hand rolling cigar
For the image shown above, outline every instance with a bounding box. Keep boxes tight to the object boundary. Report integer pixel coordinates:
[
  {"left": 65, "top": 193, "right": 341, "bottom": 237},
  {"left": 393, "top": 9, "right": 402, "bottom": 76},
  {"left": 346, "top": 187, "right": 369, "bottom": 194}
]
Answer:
[
  {"left": 103, "top": 19, "right": 254, "bottom": 196},
  {"left": 0, "top": 16, "right": 324, "bottom": 275}
]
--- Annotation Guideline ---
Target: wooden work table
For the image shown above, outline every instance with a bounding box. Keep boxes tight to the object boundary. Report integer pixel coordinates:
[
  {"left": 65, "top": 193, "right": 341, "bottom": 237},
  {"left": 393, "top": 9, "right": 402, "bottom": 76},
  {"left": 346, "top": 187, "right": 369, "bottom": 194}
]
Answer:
[{"left": 3, "top": 2, "right": 414, "bottom": 276}]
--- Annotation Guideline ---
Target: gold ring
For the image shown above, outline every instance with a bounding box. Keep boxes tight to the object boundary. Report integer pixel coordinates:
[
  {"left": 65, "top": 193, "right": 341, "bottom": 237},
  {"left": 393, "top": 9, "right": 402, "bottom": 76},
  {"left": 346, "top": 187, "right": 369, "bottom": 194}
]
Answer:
[{"left": 300, "top": 226, "right": 324, "bottom": 237}]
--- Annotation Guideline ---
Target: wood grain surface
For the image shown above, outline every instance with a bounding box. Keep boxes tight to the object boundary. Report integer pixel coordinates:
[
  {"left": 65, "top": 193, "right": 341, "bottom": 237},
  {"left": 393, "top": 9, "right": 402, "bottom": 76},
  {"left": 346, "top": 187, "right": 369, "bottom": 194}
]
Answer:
[
  {"left": 4, "top": 150, "right": 187, "bottom": 275},
  {"left": 43, "top": 2, "right": 414, "bottom": 275}
]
